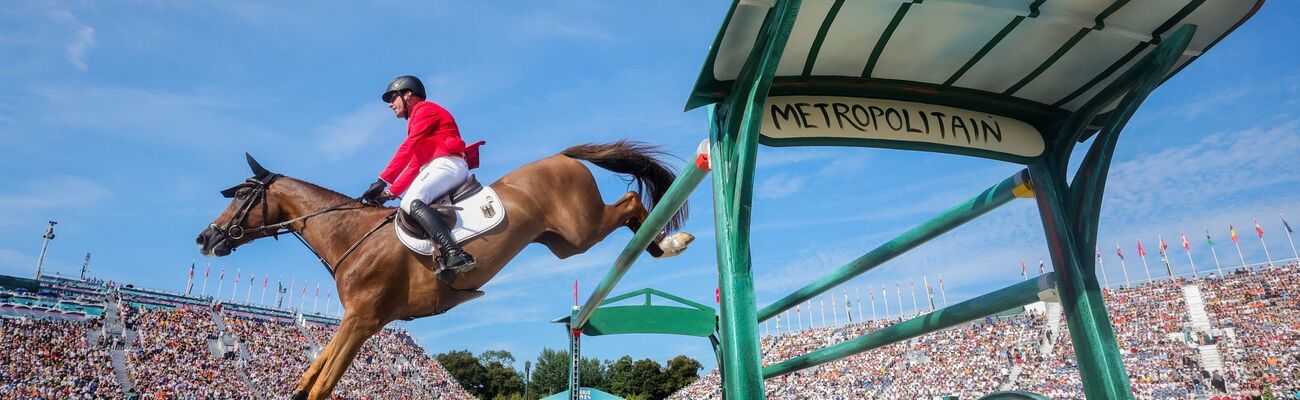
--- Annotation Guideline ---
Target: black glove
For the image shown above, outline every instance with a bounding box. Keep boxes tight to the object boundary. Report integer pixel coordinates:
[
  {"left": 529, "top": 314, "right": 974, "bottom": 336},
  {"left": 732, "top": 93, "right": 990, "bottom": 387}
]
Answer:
[{"left": 360, "top": 179, "right": 387, "bottom": 204}]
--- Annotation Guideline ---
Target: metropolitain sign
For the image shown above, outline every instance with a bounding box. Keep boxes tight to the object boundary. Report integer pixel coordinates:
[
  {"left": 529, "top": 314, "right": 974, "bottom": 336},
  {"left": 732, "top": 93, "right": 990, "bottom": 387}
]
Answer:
[{"left": 761, "top": 96, "right": 1045, "bottom": 159}]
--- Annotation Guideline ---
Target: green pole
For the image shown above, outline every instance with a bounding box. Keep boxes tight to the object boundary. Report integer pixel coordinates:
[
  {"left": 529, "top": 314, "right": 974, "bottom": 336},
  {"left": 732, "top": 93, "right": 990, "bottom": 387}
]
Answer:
[
  {"left": 571, "top": 158, "right": 708, "bottom": 330},
  {"left": 758, "top": 169, "right": 1032, "bottom": 322},
  {"left": 710, "top": 1, "right": 802, "bottom": 398},
  {"left": 1030, "top": 25, "right": 1195, "bottom": 400},
  {"left": 762, "top": 273, "right": 1057, "bottom": 378}
]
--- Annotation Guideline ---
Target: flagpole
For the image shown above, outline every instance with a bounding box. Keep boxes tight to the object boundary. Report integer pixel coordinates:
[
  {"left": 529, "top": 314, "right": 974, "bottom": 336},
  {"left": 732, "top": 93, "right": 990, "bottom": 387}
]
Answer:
[
  {"left": 1182, "top": 233, "right": 1197, "bottom": 278},
  {"left": 937, "top": 273, "right": 948, "bottom": 307},
  {"left": 1231, "top": 226, "right": 1247, "bottom": 269},
  {"left": 804, "top": 300, "right": 813, "bottom": 328},
  {"left": 1020, "top": 259, "right": 1027, "bottom": 280},
  {"left": 1206, "top": 228, "right": 1224, "bottom": 276},
  {"left": 185, "top": 262, "right": 195, "bottom": 296},
  {"left": 245, "top": 271, "right": 254, "bottom": 303},
  {"left": 1158, "top": 235, "right": 1173, "bottom": 278},
  {"left": 924, "top": 276, "right": 936, "bottom": 311},
  {"left": 844, "top": 293, "right": 853, "bottom": 324},
  {"left": 231, "top": 268, "right": 240, "bottom": 301},
  {"left": 855, "top": 287, "right": 864, "bottom": 322},
  {"left": 1137, "top": 240, "right": 1153, "bottom": 283},
  {"left": 1256, "top": 219, "right": 1275, "bottom": 268},
  {"left": 260, "top": 274, "right": 269, "bottom": 305},
  {"left": 1096, "top": 248, "right": 1110, "bottom": 288},
  {"left": 1116, "top": 243, "right": 1131, "bottom": 288},
  {"left": 895, "top": 284, "right": 904, "bottom": 318},
  {"left": 831, "top": 294, "right": 839, "bottom": 327},
  {"left": 869, "top": 288, "right": 877, "bottom": 321},
  {"left": 881, "top": 286, "right": 889, "bottom": 320},
  {"left": 909, "top": 280, "right": 919, "bottom": 316},
  {"left": 820, "top": 298, "right": 828, "bottom": 326},
  {"left": 216, "top": 268, "right": 225, "bottom": 300},
  {"left": 1282, "top": 214, "right": 1299, "bottom": 261},
  {"left": 201, "top": 263, "right": 210, "bottom": 297}
]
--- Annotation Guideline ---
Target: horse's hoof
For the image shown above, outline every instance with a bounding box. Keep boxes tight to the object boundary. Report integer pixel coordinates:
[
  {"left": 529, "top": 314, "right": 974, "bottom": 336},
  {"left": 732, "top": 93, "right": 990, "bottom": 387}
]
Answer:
[
  {"left": 290, "top": 390, "right": 309, "bottom": 400},
  {"left": 654, "top": 232, "right": 694, "bottom": 258}
]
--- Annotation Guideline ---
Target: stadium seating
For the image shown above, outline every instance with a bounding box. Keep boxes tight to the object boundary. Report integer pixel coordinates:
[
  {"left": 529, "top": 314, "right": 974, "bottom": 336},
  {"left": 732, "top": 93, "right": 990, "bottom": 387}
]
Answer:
[{"left": 671, "top": 263, "right": 1300, "bottom": 399}]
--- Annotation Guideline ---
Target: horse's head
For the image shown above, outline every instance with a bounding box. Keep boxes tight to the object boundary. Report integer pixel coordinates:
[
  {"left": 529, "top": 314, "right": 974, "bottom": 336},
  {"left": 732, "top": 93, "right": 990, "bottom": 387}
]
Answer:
[{"left": 196, "top": 154, "right": 289, "bottom": 257}]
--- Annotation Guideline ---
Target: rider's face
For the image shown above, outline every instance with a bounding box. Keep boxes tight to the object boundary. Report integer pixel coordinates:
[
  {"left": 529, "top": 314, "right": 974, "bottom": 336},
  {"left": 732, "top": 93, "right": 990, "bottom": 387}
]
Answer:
[{"left": 387, "top": 93, "right": 407, "bottom": 118}]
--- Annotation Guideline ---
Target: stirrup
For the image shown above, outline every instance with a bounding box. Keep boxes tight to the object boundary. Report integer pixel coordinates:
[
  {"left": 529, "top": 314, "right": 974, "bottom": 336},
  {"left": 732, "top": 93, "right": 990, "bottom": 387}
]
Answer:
[{"left": 435, "top": 251, "right": 476, "bottom": 284}]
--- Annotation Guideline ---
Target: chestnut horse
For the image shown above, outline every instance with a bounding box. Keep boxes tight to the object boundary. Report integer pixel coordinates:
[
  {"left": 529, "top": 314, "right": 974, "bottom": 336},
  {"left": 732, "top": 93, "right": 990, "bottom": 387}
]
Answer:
[{"left": 195, "top": 142, "right": 690, "bottom": 399}]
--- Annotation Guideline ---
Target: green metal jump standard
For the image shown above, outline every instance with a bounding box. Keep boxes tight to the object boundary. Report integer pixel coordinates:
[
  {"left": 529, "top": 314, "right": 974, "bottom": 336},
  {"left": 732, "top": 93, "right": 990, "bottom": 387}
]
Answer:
[
  {"left": 688, "top": 0, "right": 1262, "bottom": 399},
  {"left": 560, "top": 1, "right": 1263, "bottom": 399}
]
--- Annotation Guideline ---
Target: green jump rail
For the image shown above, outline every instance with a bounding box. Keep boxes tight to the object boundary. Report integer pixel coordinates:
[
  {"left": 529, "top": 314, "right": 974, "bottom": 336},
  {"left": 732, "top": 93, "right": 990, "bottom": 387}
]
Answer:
[
  {"left": 757, "top": 169, "right": 1033, "bottom": 322},
  {"left": 571, "top": 147, "right": 711, "bottom": 331},
  {"left": 763, "top": 272, "right": 1059, "bottom": 378}
]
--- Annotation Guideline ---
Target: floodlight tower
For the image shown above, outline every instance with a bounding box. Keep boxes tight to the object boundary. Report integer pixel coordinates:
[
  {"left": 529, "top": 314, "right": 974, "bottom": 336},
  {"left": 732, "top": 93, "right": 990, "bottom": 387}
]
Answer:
[
  {"left": 34, "top": 221, "right": 57, "bottom": 280},
  {"left": 81, "top": 252, "right": 91, "bottom": 280}
]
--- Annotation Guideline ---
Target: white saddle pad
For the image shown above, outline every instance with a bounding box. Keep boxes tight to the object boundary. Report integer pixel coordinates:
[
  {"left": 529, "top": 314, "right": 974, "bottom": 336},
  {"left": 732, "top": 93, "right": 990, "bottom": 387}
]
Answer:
[{"left": 395, "top": 186, "right": 506, "bottom": 256}]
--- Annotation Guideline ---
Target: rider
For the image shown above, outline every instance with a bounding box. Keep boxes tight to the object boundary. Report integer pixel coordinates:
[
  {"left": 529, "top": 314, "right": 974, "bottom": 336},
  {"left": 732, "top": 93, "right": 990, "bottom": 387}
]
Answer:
[{"left": 360, "top": 75, "right": 475, "bottom": 281}]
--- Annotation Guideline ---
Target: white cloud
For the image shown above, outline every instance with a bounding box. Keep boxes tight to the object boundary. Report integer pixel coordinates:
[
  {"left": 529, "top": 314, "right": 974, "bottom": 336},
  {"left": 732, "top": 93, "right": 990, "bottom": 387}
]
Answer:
[
  {"left": 755, "top": 173, "right": 807, "bottom": 200},
  {"left": 313, "top": 103, "right": 394, "bottom": 161},
  {"left": 47, "top": 10, "right": 94, "bottom": 71},
  {"left": 0, "top": 175, "right": 110, "bottom": 225}
]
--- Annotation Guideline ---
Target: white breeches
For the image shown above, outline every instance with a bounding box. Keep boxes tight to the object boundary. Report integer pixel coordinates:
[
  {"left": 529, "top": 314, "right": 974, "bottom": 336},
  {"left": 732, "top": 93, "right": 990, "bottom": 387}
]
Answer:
[{"left": 400, "top": 156, "right": 469, "bottom": 213}]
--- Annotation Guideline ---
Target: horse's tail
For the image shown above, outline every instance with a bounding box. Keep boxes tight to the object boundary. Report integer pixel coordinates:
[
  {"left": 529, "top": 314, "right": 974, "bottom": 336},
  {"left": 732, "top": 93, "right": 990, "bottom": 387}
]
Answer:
[{"left": 561, "top": 140, "right": 687, "bottom": 233}]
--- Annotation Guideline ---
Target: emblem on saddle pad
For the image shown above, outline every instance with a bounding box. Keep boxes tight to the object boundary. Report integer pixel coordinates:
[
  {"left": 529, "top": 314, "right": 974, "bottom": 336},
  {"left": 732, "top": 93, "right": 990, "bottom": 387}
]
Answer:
[{"left": 396, "top": 188, "right": 507, "bottom": 256}]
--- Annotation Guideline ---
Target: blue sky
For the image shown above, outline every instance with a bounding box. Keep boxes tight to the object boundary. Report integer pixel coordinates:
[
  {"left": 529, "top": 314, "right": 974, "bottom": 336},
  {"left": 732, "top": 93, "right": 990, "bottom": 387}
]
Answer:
[{"left": 2, "top": 1, "right": 1299, "bottom": 374}]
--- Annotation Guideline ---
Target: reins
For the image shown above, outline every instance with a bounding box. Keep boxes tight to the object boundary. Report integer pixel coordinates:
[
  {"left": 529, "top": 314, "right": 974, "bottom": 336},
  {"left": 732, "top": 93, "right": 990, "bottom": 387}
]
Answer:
[{"left": 214, "top": 173, "right": 396, "bottom": 276}]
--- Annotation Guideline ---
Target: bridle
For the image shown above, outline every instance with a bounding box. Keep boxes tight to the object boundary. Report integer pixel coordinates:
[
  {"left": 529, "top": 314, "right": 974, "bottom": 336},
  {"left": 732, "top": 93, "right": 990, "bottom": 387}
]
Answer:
[{"left": 211, "top": 173, "right": 393, "bottom": 274}]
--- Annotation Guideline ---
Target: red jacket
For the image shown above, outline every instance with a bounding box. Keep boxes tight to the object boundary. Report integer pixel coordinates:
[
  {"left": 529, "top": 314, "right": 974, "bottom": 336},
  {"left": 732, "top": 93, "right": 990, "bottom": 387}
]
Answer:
[{"left": 378, "top": 99, "right": 466, "bottom": 196}]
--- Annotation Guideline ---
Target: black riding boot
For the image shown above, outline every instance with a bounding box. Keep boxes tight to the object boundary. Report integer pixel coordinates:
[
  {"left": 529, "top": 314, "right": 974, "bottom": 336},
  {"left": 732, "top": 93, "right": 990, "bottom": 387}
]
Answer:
[{"left": 408, "top": 199, "right": 476, "bottom": 284}]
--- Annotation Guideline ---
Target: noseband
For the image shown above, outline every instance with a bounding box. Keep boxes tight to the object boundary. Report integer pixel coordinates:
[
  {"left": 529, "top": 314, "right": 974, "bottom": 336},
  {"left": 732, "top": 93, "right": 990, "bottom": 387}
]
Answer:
[{"left": 213, "top": 173, "right": 286, "bottom": 242}]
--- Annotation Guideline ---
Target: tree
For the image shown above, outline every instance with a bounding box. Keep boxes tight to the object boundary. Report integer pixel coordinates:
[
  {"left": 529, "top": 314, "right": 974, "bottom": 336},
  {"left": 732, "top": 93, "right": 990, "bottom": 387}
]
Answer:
[
  {"left": 660, "top": 355, "right": 702, "bottom": 396},
  {"left": 436, "top": 350, "right": 488, "bottom": 395},
  {"left": 481, "top": 350, "right": 525, "bottom": 398},
  {"left": 529, "top": 348, "right": 570, "bottom": 397},
  {"left": 603, "top": 356, "right": 636, "bottom": 396},
  {"left": 630, "top": 358, "right": 664, "bottom": 398},
  {"left": 579, "top": 355, "right": 607, "bottom": 391}
]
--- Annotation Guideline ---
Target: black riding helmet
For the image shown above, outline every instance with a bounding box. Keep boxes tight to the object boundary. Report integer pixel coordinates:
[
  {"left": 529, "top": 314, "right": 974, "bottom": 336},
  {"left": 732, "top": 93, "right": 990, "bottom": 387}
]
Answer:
[{"left": 381, "top": 75, "right": 426, "bottom": 103}]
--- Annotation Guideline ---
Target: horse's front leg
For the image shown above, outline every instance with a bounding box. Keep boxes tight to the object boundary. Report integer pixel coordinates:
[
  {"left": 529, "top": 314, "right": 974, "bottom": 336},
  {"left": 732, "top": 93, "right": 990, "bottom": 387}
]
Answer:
[
  {"left": 614, "top": 192, "right": 693, "bottom": 258},
  {"left": 291, "top": 330, "right": 341, "bottom": 399},
  {"left": 308, "top": 316, "right": 381, "bottom": 400}
]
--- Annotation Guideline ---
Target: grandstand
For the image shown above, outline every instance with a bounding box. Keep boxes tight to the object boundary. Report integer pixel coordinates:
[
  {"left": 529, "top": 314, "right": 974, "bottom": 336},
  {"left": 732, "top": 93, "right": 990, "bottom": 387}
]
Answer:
[
  {"left": 0, "top": 273, "right": 474, "bottom": 400},
  {"left": 4, "top": 264, "right": 1297, "bottom": 399},
  {"left": 670, "top": 261, "right": 1300, "bottom": 400}
]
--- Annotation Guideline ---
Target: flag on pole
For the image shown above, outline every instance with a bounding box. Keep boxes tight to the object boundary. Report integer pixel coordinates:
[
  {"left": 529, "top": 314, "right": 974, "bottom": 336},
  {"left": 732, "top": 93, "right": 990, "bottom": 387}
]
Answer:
[
  {"left": 1230, "top": 225, "right": 1240, "bottom": 243},
  {"left": 185, "top": 263, "right": 195, "bottom": 295},
  {"left": 1282, "top": 214, "right": 1300, "bottom": 261},
  {"left": 1255, "top": 218, "right": 1276, "bottom": 267},
  {"left": 1137, "top": 240, "right": 1146, "bottom": 257},
  {"left": 1020, "top": 259, "right": 1027, "bottom": 279},
  {"left": 1038, "top": 257, "right": 1045, "bottom": 274},
  {"left": 1206, "top": 228, "right": 1215, "bottom": 246},
  {"left": 1182, "top": 232, "right": 1191, "bottom": 250},
  {"left": 573, "top": 281, "right": 579, "bottom": 306},
  {"left": 1116, "top": 244, "right": 1124, "bottom": 260},
  {"left": 1255, "top": 219, "right": 1265, "bottom": 238}
]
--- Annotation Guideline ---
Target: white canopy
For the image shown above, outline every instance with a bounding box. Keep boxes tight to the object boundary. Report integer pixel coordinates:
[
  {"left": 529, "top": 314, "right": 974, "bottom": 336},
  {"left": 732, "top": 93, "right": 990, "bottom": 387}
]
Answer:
[{"left": 688, "top": 0, "right": 1263, "bottom": 113}]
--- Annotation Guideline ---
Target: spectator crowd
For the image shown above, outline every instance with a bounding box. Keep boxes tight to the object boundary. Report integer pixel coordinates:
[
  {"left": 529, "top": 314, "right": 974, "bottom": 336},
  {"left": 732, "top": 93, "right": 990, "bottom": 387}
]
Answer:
[
  {"left": 0, "top": 317, "right": 122, "bottom": 399},
  {"left": 671, "top": 262, "right": 1300, "bottom": 399}
]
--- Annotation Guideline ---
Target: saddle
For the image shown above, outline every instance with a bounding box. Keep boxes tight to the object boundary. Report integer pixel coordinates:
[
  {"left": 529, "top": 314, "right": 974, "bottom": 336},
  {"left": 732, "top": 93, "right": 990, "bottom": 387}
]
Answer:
[{"left": 394, "top": 175, "right": 484, "bottom": 240}]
